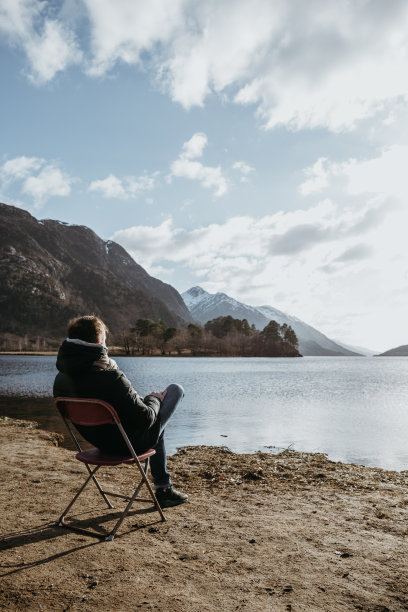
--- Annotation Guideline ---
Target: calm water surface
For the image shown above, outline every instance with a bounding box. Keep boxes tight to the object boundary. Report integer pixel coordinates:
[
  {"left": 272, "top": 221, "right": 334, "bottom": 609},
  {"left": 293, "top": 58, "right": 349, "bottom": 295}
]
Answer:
[{"left": 1, "top": 355, "right": 407, "bottom": 471}]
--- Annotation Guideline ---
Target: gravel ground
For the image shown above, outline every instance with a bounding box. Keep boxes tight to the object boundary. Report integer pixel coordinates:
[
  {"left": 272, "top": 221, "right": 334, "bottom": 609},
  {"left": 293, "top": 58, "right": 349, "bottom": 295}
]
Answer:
[{"left": 1, "top": 418, "right": 408, "bottom": 611}]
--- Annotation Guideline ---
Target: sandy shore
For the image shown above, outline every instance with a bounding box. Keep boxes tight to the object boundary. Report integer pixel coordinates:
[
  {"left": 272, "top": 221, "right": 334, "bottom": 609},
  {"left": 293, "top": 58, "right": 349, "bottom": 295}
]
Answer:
[{"left": 1, "top": 418, "right": 407, "bottom": 611}]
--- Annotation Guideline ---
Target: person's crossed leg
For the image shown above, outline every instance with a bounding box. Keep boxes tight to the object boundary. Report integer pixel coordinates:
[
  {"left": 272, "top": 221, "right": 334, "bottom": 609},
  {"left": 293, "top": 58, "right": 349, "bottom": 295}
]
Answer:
[{"left": 149, "top": 383, "right": 188, "bottom": 508}]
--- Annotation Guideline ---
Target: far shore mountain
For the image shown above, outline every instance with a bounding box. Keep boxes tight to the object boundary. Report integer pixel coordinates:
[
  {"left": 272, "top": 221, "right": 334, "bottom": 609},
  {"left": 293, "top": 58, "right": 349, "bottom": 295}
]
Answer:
[
  {"left": 377, "top": 345, "right": 408, "bottom": 356},
  {"left": 182, "top": 286, "right": 361, "bottom": 357},
  {"left": 333, "top": 340, "right": 379, "bottom": 357},
  {"left": 0, "top": 202, "right": 192, "bottom": 339}
]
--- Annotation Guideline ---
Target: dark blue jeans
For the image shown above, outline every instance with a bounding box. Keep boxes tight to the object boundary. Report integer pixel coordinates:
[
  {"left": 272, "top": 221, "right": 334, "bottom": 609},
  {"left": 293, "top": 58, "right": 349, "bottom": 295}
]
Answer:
[{"left": 149, "top": 383, "right": 184, "bottom": 489}]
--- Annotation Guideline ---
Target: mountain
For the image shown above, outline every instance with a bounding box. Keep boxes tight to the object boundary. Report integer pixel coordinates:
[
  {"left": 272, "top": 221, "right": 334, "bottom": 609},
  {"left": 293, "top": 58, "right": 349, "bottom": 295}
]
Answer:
[
  {"left": 377, "top": 345, "right": 408, "bottom": 356},
  {"left": 182, "top": 286, "right": 361, "bottom": 356},
  {"left": 0, "top": 203, "right": 192, "bottom": 338},
  {"left": 333, "top": 340, "right": 379, "bottom": 357}
]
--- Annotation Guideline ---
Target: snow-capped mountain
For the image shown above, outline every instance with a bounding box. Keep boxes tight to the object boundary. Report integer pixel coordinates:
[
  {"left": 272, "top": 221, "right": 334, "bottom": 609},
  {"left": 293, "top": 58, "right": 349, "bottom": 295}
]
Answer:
[
  {"left": 182, "top": 286, "right": 361, "bottom": 356},
  {"left": 182, "top": 286, "right": 270, "bottom": 329}
]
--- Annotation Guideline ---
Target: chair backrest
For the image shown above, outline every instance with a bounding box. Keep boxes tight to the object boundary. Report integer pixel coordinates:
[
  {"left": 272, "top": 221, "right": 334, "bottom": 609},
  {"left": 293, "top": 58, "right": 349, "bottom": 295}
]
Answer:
[{"left": 55, "top": 397, "right": 121, "bottom": 427}]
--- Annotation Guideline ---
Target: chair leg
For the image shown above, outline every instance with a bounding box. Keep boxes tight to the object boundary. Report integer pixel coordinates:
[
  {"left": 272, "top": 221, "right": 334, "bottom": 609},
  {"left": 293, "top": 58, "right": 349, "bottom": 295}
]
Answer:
[
  {"left": 62, "top": 420, "right": 113, "bottom": 509},
  {"left": 106, "top": 459, "right": 165, "bottom": 541},
  {"left": 106, "top": 478, "right": 145, "bottom": 541},
  {"left": 84, "top": 463, "right": 114, "bottom": 509},
  {"left": 57, "top": 465, "right": 101, "bottom": 526},
  {"left": 139, "top": 458, "right": 166, "bottom": 523}
]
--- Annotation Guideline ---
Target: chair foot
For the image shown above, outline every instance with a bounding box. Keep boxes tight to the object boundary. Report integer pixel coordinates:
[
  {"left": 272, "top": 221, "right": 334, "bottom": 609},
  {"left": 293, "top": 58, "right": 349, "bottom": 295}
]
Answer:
[{"left": 106, "top": 534, "right": 115, "bottom": 542}]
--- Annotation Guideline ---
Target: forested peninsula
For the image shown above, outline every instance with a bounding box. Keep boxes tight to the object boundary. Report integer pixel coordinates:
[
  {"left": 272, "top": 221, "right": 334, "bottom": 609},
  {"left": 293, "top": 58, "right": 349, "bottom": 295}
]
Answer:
[{"left": 110, "top": 315, "right": 301, "bottom": 357}]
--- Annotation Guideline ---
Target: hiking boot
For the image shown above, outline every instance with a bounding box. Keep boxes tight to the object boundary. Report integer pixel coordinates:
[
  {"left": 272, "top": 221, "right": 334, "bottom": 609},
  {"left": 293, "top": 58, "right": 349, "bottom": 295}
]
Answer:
[{"left": 155, "top": 486, "right": 188, "bottom": 508}]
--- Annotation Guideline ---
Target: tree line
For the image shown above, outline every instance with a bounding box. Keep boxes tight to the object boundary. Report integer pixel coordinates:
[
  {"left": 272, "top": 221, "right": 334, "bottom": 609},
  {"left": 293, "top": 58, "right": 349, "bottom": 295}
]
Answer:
[{"left": 111, "top": 315, "right": 301, "bottom": 357}]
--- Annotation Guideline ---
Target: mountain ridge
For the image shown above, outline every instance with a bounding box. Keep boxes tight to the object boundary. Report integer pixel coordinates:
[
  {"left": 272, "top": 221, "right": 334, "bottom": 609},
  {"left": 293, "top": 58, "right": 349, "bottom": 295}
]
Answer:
[
  {"left": 377, "top": 345, "right": 408, "bottom": 356},
  {"left": 182, "top": 286, "right": 360, "bottom": 356},
  {"left": 0, "top": 202, "right": 192, "bottom": 339}
]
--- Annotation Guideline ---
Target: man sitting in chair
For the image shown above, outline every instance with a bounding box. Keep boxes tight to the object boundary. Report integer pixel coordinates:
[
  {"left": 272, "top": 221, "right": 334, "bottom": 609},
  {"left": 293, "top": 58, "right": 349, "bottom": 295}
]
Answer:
[{"left": 53, "top": 315, "right": 188, "bottom": 508}]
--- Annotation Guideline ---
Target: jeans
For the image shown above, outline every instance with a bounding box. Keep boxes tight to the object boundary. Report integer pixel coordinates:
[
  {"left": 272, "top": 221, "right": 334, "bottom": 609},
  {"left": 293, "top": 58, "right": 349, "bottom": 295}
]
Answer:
[{"left": 149, "top": 383, "right": 184, "bottom": 489}]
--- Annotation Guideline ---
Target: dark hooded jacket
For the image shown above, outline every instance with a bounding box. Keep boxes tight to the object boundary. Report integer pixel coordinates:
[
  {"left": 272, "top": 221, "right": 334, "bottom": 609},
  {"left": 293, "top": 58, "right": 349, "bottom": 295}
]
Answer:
[{"left": 53, "top": 340, "right": 161, "bottom": 455}]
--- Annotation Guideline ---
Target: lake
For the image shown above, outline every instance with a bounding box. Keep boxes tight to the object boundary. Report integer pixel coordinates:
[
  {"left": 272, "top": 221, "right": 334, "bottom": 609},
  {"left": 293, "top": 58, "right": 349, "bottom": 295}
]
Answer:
[{"left": 1, "top": 355, "right": 407, "bottom": 471}]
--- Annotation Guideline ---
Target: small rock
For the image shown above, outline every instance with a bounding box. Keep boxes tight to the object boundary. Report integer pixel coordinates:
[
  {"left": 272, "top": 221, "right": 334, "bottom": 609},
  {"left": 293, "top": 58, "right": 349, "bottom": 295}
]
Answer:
[
  {"left": 249, "top": 539, "right": 256, "bottom": 544},
  {"left": 243, "top": 471, "right": 262, "bottom": 481},
  {"left": 201, "top": 471, "right": 214, "bottom": 479},
  {"left": 88, "top": 581, "right": 98, "bottom": 589},
  {"left": 283, "top": 585, "right": 293, "bottom": 594}
]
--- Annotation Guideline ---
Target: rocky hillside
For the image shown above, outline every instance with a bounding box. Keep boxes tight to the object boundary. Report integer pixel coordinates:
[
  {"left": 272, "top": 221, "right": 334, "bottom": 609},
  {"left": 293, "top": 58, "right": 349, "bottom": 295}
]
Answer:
[
  {"left": 182, "top": 286, "right": 360, "bottom": 356},
  {"left": 0, "top": 203, "right": 192, "bottom": 338},
  {"left": 377, "top": 345, "right": 408, "bottom": 356}
]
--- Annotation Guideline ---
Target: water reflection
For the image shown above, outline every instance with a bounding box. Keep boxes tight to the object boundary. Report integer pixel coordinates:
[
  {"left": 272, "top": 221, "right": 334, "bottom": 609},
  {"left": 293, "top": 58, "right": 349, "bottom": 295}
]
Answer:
[{"left": 1, "top": 355, "right": 408, "bottom": 470}]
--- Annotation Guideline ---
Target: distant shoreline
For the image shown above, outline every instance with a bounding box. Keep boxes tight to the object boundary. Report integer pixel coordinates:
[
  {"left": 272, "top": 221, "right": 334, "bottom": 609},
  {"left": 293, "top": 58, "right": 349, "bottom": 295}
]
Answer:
[
  {"left": 0, "top": 351, "right": 58, "bottom": 356},
  {"left": 0, "top": 351, "right": 302, "bottom": 358}
]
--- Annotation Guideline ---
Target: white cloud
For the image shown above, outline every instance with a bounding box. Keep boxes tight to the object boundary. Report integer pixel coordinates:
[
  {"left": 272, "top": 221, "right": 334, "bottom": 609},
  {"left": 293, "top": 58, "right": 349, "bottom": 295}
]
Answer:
[
  {"left": 112, "top": 199, "right": 388, "bottom": 271},
  {"left": 25, "top": 18, "right": 82, "bottom": 84},
  {"left": 181, "top": 132, "right": 208, "bottom": 160},
  {"left": 89, "top": 174, "right": 126, "bottom": 199},
  {"left": 0, "top": 0, "right": 82, "bottom": 84},
  {"left": 0, "top": 0, "right": 41, "bottom": 40},
  {"left": 232, "top": 160, "right": 255, "bottom": 182},
  {"left": 0, "top": 155, "right": 72, "bottom": 207},
  {"left": 299, "top": 158, "right": 329, "bottom": 196},
  {"left": 5, "top": 2, "right": 408, "bottom": 130},
  {"left": 344, "top": 146, "right": 408, "bottom": 200},
  {"left": 300, "top": 146, "right": 408, "bottom": 199},
  {"left": 170, "top": 159, "right": 228, "bottom": 197},
  {"left": 85, "top": 0, "right": 408, "bottom": 132},
  {"left": 232, "top": 161, "right": 254, "bottom": 175},
  {"left": 22, "top": 166, "right": 71, "bottom": 204},
  {"left": 112, "top": 194, "right": 408, "bottom": 349},
  {"left": 292, "top": 145, "right": 408, "bottom": 346},
  {"left": 88, "top": 172, "right": 158, "bottom": 199},
  {"left": 0, "top": 155, "right": 44, "bottom": 181},
  {"left": 169, "top": 132, "right": 228, "bottom": 196},
  {"left": 83, "top": 0, "right": 186, "bottom": 76}
]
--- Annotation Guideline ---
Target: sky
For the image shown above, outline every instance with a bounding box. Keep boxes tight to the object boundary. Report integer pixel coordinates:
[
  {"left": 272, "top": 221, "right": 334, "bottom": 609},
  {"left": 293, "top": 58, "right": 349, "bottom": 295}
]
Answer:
[{"left": 1, "top": 0, "right": 408, "bottom": 352}]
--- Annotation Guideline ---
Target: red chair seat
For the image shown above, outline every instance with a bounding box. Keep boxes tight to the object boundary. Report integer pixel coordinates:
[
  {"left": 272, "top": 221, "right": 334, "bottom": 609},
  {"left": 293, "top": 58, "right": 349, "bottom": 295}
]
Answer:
[{"left": 76, "top": 447, "right": 156, "bottom": 466}]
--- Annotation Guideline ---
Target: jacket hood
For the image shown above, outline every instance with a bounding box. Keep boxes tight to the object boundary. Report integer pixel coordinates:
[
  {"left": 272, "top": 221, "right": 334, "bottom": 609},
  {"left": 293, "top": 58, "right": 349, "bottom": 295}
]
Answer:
[{"left": 56, "top": 340, "right": 117, "bottom": 376}]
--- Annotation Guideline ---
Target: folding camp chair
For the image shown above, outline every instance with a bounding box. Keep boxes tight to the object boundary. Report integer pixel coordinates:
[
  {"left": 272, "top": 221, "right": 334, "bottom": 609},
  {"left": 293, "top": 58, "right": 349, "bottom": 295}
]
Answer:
[{"left": 55, "top": 397, "right": 165, "bottom": 541}]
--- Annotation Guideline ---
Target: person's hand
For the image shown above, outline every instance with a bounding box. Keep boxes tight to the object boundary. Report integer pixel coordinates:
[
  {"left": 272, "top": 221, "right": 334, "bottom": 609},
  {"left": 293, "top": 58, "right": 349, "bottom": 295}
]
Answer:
[{"left": 150, "top": 389, "right": 167, "bottom": 402}]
